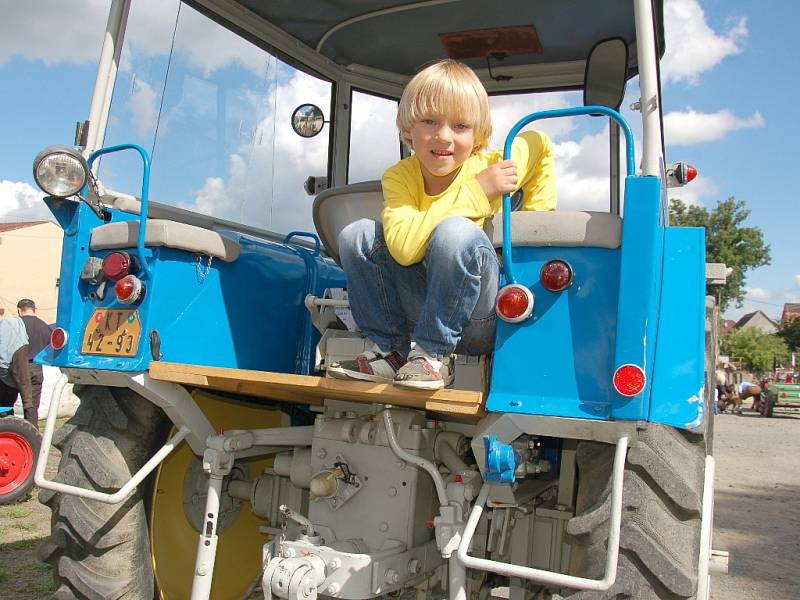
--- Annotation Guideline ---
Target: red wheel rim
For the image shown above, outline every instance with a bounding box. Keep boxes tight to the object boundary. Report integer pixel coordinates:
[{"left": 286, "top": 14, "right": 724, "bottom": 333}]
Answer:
[{"left": 0, "top": 432, "right": 35, "bottom": 495}]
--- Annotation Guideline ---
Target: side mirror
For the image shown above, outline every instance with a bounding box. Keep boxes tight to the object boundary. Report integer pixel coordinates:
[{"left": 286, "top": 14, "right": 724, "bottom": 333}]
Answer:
[
  {"left": 583, "top": 38, "right": 629, "bottom": 110},
  {"left": 291, "top": 104, "right": 326, "bottom": 138}
]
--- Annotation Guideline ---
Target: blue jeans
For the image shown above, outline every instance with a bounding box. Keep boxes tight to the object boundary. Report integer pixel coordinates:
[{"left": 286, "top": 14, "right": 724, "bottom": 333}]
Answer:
[{"left": 338, "top": 216, "right": 499, "bottom": 358}]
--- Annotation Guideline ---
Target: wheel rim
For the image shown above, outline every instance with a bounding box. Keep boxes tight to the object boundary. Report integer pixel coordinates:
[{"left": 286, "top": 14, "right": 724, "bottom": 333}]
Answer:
[
  {"left": 150, "top": 392, "right": 285, "bottom": 600},
  {"left": 0, "top": 431, "right": 34, "bottom": 495}
]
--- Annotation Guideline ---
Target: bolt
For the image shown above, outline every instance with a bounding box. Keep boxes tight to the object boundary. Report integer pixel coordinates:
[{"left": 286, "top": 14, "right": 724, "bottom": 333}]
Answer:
[
  {"left": 328, "top": 558, "right": 341, "bottom": 571},
  {"left": 388, "top": 486, "right": 397, "bottom": 497},
  {"left": 379, "top": 521, "right": 389, "bottom": 532},
  {"left": 327, "top": 583, "right": 340, "bottom": 594},
  {"left": 283, "top": 547, "right": 296, "bottom": 558},
  {"left": 408, "top": 558, "right": 421, "bottom": 574},
  {"left": 384, "top": 568, "right": 400, "bottom": 584},
  {"left": 197, "top": 565, "right": 208, "bottom": 576},
  {"left": 330, "top": 498, "right": 338, "bottom": 506},
  {"left": 317, "top": 448, "right": 327, "bottom": 459}
]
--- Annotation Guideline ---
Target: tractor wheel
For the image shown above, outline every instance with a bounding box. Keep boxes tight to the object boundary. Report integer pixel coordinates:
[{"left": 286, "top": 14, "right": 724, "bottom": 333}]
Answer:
[
  {"left": 564, "top": 424, "right": 708, "bottom": 599},
  {"left": 761, "top": 397, "right": 774, "bottom": 418},
  {"left": 0, "top": 416, "right": 41, "bottom": 505},
  {"left": 39, "top": 385, "right": 283, "bottom": 599},
  {"left": 39, "top": 386, "right": 170, "bottom": 598}
]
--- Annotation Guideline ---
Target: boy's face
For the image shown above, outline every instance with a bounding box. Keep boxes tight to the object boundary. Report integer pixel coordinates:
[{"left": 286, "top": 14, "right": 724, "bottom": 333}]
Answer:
[{"left": 407, "top": 114, "right": 475, "bottom": 180}]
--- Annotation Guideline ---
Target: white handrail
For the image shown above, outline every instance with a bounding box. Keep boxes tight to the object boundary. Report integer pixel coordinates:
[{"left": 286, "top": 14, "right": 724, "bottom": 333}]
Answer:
[
  {"left": 34, "top": 383, "right": 190, "bottom": 504},
  {"left": 457, "top": 436, "right": 629, "bottom": 591}
]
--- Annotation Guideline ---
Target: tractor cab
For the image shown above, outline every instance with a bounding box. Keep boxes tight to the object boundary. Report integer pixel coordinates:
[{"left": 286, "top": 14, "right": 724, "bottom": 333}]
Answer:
[{"left": 27, "top": 2, "right": 722, "bottom": 600}]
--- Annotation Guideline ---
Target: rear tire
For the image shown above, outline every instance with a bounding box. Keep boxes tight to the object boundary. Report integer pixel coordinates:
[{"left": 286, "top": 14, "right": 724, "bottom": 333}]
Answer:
[
  {"left": 565, "top": 424, "right": 707, "bottom": 599},
  {"left": 761, "top": 397, "right": 774, "bottom": 418},
  {"left": 38, "top": 385, "right": 169, "bottom": 599},
  {"left": 0, "top": 416, "right": 41, "bottom": 505}
]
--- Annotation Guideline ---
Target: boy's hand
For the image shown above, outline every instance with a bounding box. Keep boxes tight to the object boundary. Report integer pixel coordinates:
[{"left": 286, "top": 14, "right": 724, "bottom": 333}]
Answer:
[{"left": 476, "top": 160, "right": 518, "bottom": 199}]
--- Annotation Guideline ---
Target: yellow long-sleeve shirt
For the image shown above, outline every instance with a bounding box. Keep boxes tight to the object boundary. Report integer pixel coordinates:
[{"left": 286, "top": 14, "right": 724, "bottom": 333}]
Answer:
[{"left": 380, "top": 130, "right": 557, "bottom": 266}]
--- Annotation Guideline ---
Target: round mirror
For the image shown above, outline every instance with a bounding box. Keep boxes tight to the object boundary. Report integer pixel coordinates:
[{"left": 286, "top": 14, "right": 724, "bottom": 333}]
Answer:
[
  {"left": 583, "top": 38, "right": 629, "bottom": 110},
  {"left": 291, "top": 104, "right": 325, "bottom": 138}
]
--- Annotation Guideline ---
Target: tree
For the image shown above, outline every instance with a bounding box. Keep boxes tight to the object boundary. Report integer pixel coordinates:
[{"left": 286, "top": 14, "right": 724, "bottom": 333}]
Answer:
[
  {"left": 669, "top": 197, "right": 770, "bottom": 311},
  {"left": 778, "top": 318, "right": 800, "bottom": 352},
  {"left": 721, "top": 327, "right": 788, "bottom": 375}
]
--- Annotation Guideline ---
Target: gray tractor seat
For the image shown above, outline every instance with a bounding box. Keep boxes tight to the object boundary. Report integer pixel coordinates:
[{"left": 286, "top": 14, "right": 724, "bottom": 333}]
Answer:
[
  {"left": 90, "top": 219, "right": 241, "bottom": 262},
  {"left": 313, "top": 181, "right": 384, "bottom": 264},
  {"left": 313, "top": 181, "right": 622, "bottom": 264}
]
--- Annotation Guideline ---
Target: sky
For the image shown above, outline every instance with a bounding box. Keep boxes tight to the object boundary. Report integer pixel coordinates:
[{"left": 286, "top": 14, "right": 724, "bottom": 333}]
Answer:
[{"left": 0, "top": 0, "right": 797, "bottom": 322}]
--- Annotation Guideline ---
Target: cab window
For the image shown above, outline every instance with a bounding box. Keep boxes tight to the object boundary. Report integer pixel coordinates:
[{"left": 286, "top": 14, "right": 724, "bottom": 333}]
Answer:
[
  {"left": 490, "top": 91, "right": 613, "bottom": 213},
  {"left": 348, "top": 90, "right": 400, "bottom": 183},
  {"left": 101, "top": 0, "right": 331, "bottom": 234}
]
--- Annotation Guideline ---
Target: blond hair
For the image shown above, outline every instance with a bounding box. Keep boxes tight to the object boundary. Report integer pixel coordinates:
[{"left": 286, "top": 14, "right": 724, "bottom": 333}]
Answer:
[{"left": 397, "top": 60, "right": 492, "bottom": 153}]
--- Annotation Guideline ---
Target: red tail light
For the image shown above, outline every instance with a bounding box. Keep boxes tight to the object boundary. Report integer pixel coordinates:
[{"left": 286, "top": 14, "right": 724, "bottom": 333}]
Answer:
[
  {"left": 50, "top": 327, "right": 68, "bottom": 350},
  {"left": 613, "top": 364, "right": 646, "bottom": 397},
  {"left": 102, "top": 251, "right": 135, "bottom": 281},
  {"left": 540, "top": 260, "right": 573, "bottom": 292},
  {"left": 496, "top": 284, "right": 534, "bottom": 322},
  {"left": 781, "top": 392, "right": 788, "bottom": 398},
  {"left": 115, "top": 275, "right": 145, "bottom": 304}
]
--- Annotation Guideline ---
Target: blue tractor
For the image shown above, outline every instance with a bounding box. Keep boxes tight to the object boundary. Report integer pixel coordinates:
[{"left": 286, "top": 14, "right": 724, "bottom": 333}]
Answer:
[{"left": 30, "top": 1, "right": 721, "bottom": 599}]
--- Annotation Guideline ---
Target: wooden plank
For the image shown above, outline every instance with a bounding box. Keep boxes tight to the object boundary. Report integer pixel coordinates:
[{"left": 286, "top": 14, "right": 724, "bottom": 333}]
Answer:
[{"left": 148, "top": 362, "right": 485, "bottom": 418}]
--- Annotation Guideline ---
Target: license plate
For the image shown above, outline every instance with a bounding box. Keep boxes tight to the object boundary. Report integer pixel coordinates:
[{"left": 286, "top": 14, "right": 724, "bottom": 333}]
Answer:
[{"left": 82, "top": 309, "right": 142, "bottom": 356}]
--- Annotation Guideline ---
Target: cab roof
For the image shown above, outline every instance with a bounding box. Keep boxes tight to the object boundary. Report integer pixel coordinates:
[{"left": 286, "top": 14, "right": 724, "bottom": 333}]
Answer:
[{"left": 199, "top": 0, "right": 664, "bottom": 90}]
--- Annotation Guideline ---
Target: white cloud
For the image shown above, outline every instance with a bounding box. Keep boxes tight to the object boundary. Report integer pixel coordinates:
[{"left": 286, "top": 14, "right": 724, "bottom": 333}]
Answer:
[
  {"left": 667, "top": 173, "right": 716, "bottom": 206},
  {"left": 1, "top": 0, "right": 271, "bottom": 78},
  {"left": 489, "top": 92, "right": 576, "bottom": 146},
  {"left": 662, "top": 0, "right": 748, "bottom": 85},
  {"left": 664, "top": 109, "right": 765, "bottom": 145},
  {"left": 127, "top": 78, "right": 158, "bottom": 136},
  {"left": 746, "top": 287, "right": 771, "bottom": 301},
  {"left": 783, "top": 290, "right": 800, "bottom": 302},
  {"left": 0, "top": 180, "right": 52, "bottom": 221},
  {"left": 553, "top": 130, "right": 612, "bottom": 211},
  {"left": 0, "top": 1, "right": 109, "bottom": 66}
]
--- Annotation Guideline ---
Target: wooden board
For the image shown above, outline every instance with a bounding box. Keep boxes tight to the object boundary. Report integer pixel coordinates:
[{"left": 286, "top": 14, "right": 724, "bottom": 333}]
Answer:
[{"left": 148, "top": 362, "right": 485, "bottom": 419}]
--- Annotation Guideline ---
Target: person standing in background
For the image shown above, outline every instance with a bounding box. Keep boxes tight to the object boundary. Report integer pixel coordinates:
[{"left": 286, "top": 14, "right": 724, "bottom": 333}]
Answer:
[
  {"left": 17, "top": 299, "right": 52, "bottom": 428},
  {"left": 0, "top": 316, "right": 34, "bottom": 426}
]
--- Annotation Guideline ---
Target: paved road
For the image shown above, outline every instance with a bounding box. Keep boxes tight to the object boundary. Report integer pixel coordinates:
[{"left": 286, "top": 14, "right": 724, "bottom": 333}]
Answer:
[{"left": 710, "top": 408, "right": 800, "bottom": 599}]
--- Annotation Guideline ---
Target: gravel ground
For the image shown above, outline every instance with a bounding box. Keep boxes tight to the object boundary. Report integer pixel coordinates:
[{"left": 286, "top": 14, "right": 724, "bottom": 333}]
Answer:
[
  {"left": 709, "top": 407, "right": 800, "bottom": 599},
  {"left": 1, "top": 410, "right": 798, "bottom": 599}
]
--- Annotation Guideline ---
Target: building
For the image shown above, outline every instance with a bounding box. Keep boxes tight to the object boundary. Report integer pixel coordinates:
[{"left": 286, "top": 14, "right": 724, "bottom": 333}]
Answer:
[
  {"left": 0, "top": 221, "right": 62, "bottom": 323},
  {"left": 734, "top": 310, "right": 778, "bottom": 335},
  {"left": 781, "top": 303, "right": 800, "bottom": 325}
]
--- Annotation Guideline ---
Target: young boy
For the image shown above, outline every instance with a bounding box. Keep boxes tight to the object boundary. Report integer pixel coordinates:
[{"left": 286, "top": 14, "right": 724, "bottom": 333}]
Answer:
[{"left": 328, "top": 60, "right": 556, "bottom": 390}]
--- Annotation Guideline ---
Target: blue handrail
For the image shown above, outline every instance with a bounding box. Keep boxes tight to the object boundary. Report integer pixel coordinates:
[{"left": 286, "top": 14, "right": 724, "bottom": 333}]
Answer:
[
  {"left": 283, "top": 231, "right": 321, "bottom": 256},
  {"left": 88, "top": 144, "right": 152, "bottom": 278},
  {"left": 501, "top": 106, "right": 635, "bottom": 285}
]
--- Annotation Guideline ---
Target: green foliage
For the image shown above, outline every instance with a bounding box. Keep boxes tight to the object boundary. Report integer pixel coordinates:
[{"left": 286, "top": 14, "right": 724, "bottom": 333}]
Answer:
[
  {"left": 778, "top": 318, "right": 800, "bottom": 351},
  {"left": 721, "top": 327, "right": 788, "bottom": 374},
  {"left": 669, "top": 197, "right": 770, "bottom": 311}
]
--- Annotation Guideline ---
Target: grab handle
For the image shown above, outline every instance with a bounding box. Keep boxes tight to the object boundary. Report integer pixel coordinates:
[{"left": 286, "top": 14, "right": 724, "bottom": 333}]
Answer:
[
  {"left": 501, "top": 106, "right": 634, "bottom": 284},
  {"left": 88, "top": 144, "right": 153, "bottom": 278}
]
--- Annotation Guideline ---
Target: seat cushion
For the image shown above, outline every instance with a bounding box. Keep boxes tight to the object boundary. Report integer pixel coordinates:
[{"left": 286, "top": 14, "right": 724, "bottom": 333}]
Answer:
[
  {"left": 312, "top": 181, "right": 383, "bottom": 264},
  {"left": 90, "top": 219, "right": 241, "bottom": 262},
  {"left": 484, "top": 210, "right": 622, "bottom": 249},
  {"left": 312, "top": 181, "right": 622, "bottom": 264}
]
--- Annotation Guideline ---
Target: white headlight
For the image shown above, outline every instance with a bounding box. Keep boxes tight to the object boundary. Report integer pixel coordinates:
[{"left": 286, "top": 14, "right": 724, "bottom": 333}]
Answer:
[{"left": 32, "top": 145, "right": 89, "bottom": 198}]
